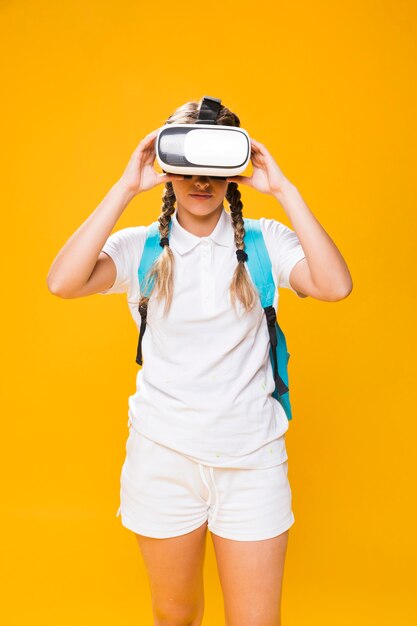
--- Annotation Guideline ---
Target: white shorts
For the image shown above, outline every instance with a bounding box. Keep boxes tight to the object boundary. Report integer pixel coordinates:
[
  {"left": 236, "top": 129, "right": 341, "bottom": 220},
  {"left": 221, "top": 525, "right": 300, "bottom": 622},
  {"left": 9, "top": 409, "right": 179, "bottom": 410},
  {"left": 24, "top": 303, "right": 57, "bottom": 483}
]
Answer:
[{"left": 116, "top": 426, "right": 295, "bottom": 541}]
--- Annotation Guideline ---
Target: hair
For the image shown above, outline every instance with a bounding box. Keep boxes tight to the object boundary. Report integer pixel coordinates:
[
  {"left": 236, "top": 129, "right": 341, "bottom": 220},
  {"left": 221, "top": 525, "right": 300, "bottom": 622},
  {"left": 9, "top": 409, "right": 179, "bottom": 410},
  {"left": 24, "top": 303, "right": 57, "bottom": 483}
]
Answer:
[{"left": 138, "top": 97, "right": 258, "bottom": 322}]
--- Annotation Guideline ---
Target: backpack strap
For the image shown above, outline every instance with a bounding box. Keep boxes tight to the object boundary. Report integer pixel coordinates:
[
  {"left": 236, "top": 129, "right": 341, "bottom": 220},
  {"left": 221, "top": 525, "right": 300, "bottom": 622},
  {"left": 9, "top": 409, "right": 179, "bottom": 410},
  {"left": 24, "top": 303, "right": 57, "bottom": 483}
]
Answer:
[
  {"left": 135, "top": 221, "right": 171, "bottom": 365},
  {"left": 243, "top": 217, "right": 293, "bottom": 421}
]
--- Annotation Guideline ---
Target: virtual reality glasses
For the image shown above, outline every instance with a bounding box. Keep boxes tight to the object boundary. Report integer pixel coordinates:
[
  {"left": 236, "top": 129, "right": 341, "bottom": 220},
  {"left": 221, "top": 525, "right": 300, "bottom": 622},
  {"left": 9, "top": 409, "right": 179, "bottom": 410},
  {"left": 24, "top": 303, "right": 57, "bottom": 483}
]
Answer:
[{"left": 155, "top": 96, "right": 251, "bottom": 180}]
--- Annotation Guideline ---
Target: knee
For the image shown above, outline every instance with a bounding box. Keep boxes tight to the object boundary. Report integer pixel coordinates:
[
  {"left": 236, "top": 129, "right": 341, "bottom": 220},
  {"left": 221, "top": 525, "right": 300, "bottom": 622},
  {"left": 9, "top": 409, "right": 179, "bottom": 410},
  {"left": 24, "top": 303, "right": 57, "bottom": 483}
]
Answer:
[{"left": 153, "top": 601, "right": 204, "bottom": 626}]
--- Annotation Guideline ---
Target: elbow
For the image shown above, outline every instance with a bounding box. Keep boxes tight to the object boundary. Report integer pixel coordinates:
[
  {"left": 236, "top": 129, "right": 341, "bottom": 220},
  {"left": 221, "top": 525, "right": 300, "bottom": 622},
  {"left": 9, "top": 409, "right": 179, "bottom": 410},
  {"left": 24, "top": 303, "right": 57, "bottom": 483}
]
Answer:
[
  {"left": 328, "top": 280, "right": 353, "bottom": 302},
  {"left": 47, "top": 283, "right": 64, "bottom": 298},
  {"left": 46, "top": 278, "right": 73, "bottom": 299},
  {"left": 47, "top": 270, "right": 60, "bottom": 296},
  {"left": 46, "top": 273, "right": 60, "bottom": 296},
  {"left": 47, "top": 276, "right": 60, "bottom": 296}
]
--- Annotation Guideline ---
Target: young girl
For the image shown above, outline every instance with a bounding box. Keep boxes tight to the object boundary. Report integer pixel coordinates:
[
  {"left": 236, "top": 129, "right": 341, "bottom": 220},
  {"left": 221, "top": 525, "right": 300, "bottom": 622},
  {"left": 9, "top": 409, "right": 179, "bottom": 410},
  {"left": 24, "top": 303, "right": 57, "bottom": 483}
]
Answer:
[{"left": 47, "top": 99, "right": 352, "bottom": 626}]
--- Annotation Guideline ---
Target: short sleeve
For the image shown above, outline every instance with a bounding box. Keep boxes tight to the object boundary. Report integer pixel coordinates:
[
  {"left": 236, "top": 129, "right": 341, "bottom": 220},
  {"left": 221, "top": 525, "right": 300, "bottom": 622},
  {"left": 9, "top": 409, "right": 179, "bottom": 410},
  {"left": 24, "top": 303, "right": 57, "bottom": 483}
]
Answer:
[
  {"left": 259, "top": 217, "right": 308, "bottom": 298},
  {"left": 99, "top": 226, "right": 147, "bottom": 296}
]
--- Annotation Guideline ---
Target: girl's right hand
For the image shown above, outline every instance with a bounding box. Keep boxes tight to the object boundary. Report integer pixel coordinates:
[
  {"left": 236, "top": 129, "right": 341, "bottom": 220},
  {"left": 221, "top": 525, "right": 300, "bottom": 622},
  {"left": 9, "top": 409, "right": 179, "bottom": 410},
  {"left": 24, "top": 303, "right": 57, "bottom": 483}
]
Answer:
[{"left": 117, "top": 128, "right": 184, "bottom": 196}]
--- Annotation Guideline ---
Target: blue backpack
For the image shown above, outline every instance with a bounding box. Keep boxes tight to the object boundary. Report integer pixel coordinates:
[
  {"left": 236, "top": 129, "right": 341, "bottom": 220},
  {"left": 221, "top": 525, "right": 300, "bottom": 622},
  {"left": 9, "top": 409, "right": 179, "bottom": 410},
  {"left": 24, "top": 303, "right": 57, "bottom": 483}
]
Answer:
[{"left": 135, "top": 217, "right": 293, "bottom": 421}]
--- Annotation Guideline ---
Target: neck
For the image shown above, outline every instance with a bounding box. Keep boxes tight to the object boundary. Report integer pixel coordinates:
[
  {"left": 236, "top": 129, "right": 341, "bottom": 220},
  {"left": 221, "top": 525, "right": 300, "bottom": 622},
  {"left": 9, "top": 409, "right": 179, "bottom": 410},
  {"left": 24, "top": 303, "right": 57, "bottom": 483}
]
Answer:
[{"left": 175, "top": 203, "right": 224, "bottom": 237}]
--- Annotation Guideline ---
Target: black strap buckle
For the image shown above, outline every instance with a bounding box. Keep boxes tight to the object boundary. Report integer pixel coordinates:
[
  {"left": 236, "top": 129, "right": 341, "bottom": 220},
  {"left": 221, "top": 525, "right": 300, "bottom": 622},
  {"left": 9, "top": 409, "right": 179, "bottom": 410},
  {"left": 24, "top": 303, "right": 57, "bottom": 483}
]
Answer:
[
  {"left": 135, "top": 302, "right": 148, "bottom": 366},
  {"left": 264, "top": 305, "right": 289, "bottom": 396},
  {"left": 195, "top": 96, "right": 222, "bottom": 125}
]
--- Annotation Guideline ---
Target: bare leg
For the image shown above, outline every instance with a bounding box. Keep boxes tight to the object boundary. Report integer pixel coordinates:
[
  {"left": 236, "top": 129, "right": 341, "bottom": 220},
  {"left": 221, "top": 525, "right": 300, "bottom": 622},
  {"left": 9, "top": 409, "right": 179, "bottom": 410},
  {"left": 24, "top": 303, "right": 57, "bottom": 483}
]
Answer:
[
  {"left": 211, "top": 528, "right": 290, "bottom": 626},
  {"left": 135, "top": 521, "right": 208, "bottom": 626}
]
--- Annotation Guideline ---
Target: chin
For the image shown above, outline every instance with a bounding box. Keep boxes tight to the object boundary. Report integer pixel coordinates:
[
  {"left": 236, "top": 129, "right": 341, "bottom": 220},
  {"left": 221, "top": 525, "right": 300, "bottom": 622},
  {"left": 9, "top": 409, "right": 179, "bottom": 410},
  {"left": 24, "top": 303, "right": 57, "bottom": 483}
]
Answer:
[{"left": 185, "top": 201, "right": 217, "bottom": 212}]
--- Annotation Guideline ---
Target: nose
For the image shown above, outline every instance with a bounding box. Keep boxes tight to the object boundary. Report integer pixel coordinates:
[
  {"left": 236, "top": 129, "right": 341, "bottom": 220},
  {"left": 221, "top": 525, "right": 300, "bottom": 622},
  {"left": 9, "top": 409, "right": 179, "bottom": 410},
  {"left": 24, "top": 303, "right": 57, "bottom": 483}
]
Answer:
[{"left": 194, "top": 177, "right": 210, "bottom": 191}]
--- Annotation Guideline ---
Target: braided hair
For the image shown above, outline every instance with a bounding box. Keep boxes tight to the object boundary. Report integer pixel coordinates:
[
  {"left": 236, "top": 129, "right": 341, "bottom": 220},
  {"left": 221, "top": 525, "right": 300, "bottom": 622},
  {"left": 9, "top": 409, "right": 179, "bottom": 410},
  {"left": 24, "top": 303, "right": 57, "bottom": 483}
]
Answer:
[{"left": 138, "top": 98, "right": 258, "bottom": 321}]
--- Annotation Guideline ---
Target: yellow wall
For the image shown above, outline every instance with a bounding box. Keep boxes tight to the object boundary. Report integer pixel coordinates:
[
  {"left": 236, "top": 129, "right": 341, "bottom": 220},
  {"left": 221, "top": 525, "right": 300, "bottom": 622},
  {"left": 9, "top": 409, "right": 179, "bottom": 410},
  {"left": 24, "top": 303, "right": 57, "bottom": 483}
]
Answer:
[{"left": 1, "top": 1, "right": 415, "bottom": 624}]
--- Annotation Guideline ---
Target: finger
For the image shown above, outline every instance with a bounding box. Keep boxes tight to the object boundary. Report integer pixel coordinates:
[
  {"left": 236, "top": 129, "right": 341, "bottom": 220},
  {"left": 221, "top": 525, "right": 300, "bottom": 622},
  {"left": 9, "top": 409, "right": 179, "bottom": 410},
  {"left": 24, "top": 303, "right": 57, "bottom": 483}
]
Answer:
[
  {"left": 250, "top": 138, "right": 267, "bottom": 153},
  {"left": 138, "top": 129, "right": 160, "bottom": 150},
  {"left": 226, "top": 176, "right": 252, "bottom": 186},
  {"left": 155, "top": 173, "right": 172, "bottom": 185},
  {"left": 157, "top": 173, "right": 184, "bottom": 181}
]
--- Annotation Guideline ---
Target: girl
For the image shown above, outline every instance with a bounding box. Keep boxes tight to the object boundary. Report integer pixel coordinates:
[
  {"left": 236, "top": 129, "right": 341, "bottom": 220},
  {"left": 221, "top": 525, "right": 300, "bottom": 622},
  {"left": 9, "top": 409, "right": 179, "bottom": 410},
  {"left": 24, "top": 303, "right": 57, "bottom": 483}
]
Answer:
[{"left": 47, "top": 99, "right": 352, "bottom": 626}]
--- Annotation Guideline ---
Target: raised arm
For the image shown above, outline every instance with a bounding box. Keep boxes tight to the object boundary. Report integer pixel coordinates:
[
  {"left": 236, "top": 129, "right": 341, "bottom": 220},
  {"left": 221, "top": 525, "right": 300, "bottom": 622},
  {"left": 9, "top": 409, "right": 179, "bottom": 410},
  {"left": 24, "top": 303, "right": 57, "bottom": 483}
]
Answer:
[
  {"left": 46, "top": 128, "right": 184, "bottom": 298},
  {"left": 47, "top": 181, "right": 135, "bottom": 298}
]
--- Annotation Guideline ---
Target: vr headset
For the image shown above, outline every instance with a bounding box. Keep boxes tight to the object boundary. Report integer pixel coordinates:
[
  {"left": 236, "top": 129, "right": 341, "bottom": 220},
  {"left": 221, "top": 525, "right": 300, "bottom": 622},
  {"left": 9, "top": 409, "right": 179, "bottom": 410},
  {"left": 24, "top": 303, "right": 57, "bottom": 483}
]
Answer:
[{"left": 155, "top": 96, "right": 251, "bottom": 180}]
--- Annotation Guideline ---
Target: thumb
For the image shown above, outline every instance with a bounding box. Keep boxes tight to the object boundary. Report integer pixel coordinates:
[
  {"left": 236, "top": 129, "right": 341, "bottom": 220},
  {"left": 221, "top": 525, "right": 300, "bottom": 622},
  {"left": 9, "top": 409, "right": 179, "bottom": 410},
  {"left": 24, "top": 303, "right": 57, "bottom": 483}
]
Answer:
[
  {"left": 158, "top": 173, "right": 184, "bottom": 182},
  {"left": 227, "top": 175, "right": 251, "bottom": 186}
]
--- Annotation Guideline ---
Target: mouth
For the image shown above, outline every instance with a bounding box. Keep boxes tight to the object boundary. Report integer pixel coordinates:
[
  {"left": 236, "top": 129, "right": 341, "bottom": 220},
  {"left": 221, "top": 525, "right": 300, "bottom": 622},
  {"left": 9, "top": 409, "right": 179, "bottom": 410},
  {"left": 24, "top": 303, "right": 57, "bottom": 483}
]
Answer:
[{"left": 189, "top": 193, "right": 213, "bottom": 198}]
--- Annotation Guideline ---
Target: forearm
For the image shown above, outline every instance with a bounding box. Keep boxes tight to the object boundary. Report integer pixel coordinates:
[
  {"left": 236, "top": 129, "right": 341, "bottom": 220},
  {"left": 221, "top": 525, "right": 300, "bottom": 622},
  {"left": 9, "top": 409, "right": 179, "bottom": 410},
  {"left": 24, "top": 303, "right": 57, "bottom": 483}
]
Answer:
[
  {"left": 47, "top": 179, "right": 136, "bottom": 294},
  {"left": 274, "top": 182, "right": 353, "bottom": 297}
]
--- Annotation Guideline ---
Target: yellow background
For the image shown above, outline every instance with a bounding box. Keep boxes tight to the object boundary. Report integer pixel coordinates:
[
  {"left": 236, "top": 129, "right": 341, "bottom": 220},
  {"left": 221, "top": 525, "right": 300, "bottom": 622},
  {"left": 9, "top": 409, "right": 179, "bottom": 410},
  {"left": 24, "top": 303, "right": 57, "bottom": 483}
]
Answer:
[{"left": 1, "top": 1, "right": 415, "bottom": 624}]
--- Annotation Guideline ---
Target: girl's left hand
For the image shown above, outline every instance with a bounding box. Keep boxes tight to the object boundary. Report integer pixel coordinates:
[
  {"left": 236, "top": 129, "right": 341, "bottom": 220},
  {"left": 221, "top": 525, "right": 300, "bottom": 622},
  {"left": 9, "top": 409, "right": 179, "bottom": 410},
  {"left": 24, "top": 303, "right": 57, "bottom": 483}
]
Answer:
[{"left": 226, "top": 138, "right": 291, "bottom": 196}]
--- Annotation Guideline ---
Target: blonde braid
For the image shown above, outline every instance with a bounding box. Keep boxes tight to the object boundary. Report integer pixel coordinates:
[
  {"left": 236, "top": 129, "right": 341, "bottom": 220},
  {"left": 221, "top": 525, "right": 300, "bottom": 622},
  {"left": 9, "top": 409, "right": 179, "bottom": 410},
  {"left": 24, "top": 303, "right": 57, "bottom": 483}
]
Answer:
[
  {"left": 226, "top": 182, "right": 259, "bottom": 314},
  {"left": 137, "top": 182, "right": 176, "bottom": 321}
]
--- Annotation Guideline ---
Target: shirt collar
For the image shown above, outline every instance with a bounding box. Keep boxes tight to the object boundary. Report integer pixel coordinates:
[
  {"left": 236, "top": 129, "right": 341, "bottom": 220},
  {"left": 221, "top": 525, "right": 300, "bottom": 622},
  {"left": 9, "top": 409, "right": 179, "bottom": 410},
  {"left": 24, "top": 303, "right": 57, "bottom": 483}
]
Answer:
[{"left": 169, "top": 207, "right": 233, "bottom": 255}]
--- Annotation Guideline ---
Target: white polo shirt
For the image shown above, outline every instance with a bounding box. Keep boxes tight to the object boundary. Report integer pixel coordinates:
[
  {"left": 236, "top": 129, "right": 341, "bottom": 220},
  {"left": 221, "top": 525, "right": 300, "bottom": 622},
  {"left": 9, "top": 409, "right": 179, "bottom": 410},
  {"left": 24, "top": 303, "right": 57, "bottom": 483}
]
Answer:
[{"left": 100, "top": 207, "right": 306, "bottom": 469}]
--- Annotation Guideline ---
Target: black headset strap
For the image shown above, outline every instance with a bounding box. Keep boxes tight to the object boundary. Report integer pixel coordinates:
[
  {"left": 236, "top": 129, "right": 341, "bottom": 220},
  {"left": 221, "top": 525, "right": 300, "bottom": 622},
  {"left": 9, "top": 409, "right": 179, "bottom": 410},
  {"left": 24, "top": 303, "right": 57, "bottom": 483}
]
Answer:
[{"left": 196, "top": 96, "right": 222, "bottom": 125}]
